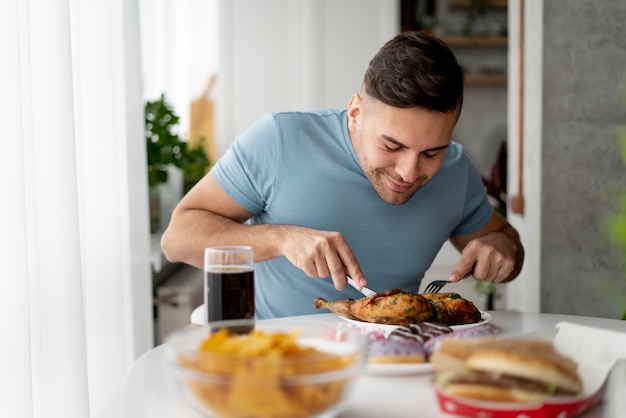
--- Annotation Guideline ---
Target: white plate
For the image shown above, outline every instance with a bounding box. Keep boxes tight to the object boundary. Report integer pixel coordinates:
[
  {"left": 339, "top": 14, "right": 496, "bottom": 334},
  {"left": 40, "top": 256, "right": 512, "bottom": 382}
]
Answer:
[
  {"left": 341, "top": 311, "right": 492, "bottom": 335},
  {"left": 366, "top": 362, "right": 434, "bottom": 376}
]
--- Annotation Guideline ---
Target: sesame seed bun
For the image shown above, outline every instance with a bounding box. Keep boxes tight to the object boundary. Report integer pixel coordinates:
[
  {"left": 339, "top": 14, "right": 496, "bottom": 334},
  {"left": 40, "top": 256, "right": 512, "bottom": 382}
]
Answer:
[
  {"left": 429, "top": 337, "right": 497, "bottom": 371},
  {"left": 465, "top": 341, "right": 582, "bottom": 394},
  {"left": 432, "top": 337, "right": 583, "bottom": 402}
]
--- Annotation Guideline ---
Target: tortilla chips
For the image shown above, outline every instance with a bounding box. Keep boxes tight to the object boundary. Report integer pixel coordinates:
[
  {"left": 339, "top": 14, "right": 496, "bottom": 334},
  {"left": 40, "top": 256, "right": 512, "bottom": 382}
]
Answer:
[{"left": 177, "top": 328, "right": 358, "bottom": 417}]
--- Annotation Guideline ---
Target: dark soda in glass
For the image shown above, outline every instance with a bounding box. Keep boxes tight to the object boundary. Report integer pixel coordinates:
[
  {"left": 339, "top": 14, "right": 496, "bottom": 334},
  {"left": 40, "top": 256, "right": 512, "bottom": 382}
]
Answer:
[{"left": 206, "top": 265, "right": 255, "bottom": 328}]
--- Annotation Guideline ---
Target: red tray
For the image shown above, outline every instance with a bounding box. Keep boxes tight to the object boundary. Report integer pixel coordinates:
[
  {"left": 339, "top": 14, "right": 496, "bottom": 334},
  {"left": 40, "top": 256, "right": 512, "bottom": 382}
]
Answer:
[{"left": 433, "top": 381, "right": 607, "bottom": 418}]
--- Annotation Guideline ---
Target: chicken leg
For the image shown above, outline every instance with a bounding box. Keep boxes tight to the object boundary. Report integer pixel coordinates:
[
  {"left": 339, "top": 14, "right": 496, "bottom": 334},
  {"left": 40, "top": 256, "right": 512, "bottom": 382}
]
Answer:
[{"left": 313, "top": 297, "right": 360, "bottom": 320}]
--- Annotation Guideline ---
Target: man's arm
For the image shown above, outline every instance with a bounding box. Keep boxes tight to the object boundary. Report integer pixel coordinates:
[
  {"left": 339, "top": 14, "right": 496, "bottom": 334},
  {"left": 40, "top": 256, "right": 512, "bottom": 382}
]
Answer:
[
  {"left": 448, "top": 211, "right": 524, "bottom": 283},
  {"left": 161, "top": 173, "right": 287, "bottom": 268},
  {"left": 160, "top": 173, "right": 368, "bottom": 288}
]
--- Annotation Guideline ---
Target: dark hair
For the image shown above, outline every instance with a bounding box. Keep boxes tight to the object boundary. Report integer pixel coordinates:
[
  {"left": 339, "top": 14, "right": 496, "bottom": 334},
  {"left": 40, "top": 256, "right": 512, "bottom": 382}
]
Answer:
[{"left": 363, "top": 31, "right": 464, "bottom": 112}]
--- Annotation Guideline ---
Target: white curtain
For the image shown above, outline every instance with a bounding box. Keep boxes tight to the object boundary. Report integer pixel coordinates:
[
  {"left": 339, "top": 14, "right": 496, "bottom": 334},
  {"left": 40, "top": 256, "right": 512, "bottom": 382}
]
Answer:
[{"left": 0, "top": 0, "right": 153, "bottom": 417}]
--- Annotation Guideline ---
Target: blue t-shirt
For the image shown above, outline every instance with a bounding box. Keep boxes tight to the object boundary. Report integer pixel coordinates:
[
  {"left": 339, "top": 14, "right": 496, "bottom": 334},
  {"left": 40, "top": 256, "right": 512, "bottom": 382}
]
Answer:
[{"left": 212, "top": 109, "right": 493, "bottom": 319}]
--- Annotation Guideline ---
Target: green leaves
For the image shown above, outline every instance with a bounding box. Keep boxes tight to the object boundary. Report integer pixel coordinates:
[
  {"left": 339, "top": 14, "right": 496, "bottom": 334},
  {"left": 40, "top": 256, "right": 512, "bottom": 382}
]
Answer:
[
  {"left": 605, "top": 126, "right": 626, "bottom": 319},
  {"left": 607, "top": 131, "right": 626, "bottom": 262},
  {"left": 145, "top": 94, "right": 210, "bottom": 191}
]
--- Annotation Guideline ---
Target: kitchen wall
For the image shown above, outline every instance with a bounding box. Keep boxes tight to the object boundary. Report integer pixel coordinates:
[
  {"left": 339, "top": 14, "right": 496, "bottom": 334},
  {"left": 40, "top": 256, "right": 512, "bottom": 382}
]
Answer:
[
  {"left": 139, "top": 0, "right": 219, "bottom": 137},
  {"left": 540, "top": 0, "right": 626, "bottom": 317},
  {"left": 507, "top": 0, "right": 626, "bottom": 318}
]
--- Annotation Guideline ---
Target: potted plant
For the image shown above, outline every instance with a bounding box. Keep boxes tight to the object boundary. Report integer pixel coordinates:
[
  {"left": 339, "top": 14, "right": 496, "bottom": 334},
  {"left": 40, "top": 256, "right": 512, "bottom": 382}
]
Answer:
[{"left": 145, "top": 93, "right": 210, "bottom": 233}]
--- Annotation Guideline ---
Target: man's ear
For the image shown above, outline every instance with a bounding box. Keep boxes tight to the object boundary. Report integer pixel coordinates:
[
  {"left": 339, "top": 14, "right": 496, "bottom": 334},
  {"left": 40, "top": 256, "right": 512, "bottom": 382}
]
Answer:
[{"left": 347, "top": 93, "right": 362, "bottom": 123}]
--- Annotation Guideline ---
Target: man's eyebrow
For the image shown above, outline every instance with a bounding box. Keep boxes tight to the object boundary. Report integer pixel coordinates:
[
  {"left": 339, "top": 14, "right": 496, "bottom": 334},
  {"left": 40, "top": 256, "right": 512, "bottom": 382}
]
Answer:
[
  {"left": 381, "top": 135, "right": 407, "bottom": 148},
  {"left": 424, "top": 144, "right": 450, "bottom": 152},
  {"left": 380, "top": 135, "right": 449, "bottom": 152}
]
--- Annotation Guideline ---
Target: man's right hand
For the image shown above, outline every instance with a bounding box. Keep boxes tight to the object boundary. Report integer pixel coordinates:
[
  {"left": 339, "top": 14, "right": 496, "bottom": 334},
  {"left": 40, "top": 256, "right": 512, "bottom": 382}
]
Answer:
[{"left": 280, "top": 225, "right": 368, "bottom": 291}]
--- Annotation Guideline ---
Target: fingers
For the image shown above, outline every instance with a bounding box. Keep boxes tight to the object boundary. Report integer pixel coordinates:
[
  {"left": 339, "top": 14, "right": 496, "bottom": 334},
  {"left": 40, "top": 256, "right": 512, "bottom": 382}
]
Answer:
[
  {"left": 450, "top": 235, "right": 516, "bottom": 283},
  {"left": 288, "top": 228, "right": 367, "bottom": 290},
  {"left": 297, "top": 258, "right": 320, "bottom": 279},
  {"left": 449, "top": 257, "right": 475, "bottom": 282},
  {"left": 340, "top": 252, "right": 367, "bottom": 288},
  {"left": 295, "top": 243, "right": 339, "bottom": 281},
  {"left": 316, "top": 240, "right": 367, "bottom": 291}
]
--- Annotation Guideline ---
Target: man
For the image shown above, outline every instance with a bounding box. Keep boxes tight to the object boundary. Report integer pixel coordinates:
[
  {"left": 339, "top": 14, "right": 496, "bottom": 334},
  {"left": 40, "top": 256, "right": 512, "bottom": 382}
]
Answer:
[{"left": 161, "top": 31, "right": 524, "bottom": 319}]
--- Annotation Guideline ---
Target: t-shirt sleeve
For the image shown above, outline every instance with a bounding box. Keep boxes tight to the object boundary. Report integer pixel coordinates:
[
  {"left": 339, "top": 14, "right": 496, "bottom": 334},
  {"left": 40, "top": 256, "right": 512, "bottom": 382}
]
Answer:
[
  {"left": 210, "top": 113, "right": 278, "bottom": 214},
  {"left": 450, "top": 154, "right": 494, "bottom": 236}
]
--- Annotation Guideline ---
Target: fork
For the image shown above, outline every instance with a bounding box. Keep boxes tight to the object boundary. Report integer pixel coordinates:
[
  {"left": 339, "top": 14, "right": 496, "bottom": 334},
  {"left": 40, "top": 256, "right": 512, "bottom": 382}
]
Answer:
[{"left": 423, "top": 279, "right": 451, "bottom": 294}]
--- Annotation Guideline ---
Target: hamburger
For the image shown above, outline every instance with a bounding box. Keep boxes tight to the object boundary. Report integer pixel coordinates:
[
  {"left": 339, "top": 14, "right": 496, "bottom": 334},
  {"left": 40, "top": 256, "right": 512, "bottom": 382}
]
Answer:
[{"left": 431, "top": 337, "right": 583, "bottom": 402}]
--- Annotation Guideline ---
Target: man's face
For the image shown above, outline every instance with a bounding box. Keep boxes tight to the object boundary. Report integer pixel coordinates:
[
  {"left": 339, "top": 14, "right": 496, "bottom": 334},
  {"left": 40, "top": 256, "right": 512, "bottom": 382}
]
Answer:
[{"left": 347, "top": 93, "right": 459, "bottom": 205}]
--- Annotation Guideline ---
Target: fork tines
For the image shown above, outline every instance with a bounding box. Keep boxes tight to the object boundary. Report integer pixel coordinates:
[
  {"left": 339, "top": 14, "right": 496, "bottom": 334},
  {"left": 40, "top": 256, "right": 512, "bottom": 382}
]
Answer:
[{"left": 423, "top": 279, "right": 449, "bottom": 294}]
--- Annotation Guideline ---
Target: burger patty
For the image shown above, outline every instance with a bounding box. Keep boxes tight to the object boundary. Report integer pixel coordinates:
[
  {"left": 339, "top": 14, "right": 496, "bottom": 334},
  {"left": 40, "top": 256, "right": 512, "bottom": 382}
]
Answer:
[{"left": 446, "top": 371, "right": 580, "bottom": 396}]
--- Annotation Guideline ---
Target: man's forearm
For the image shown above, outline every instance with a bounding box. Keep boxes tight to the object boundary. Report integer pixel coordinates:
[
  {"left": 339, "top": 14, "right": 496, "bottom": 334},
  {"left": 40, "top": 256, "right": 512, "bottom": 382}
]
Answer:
[{"left": 160, "top": 209, "right": 285, "bottom": 269}]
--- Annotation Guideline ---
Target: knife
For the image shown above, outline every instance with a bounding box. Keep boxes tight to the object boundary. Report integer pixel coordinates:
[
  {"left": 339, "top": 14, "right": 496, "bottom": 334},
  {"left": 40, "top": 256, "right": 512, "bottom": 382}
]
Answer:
[{"left": 346, "top": 276, "right": 376, "bottom": 297}]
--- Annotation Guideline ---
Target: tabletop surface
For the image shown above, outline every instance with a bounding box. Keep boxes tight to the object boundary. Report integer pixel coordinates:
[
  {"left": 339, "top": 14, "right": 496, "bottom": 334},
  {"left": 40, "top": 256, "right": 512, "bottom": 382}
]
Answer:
[{"left": 95, "top": 311, "right": 626, "bottom": 418}]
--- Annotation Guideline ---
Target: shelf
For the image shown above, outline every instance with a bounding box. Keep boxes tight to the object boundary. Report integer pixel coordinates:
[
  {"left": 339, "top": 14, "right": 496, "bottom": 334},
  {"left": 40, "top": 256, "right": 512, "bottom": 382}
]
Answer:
[
  {"left": 439, "top": 35, "right": 508, "bottom": 48},
  {"left": 465, "top": 73, "right": 507, "bottom": 86},
  {"left": 450, "top": 0, "right": 508, "bottom": 9}
]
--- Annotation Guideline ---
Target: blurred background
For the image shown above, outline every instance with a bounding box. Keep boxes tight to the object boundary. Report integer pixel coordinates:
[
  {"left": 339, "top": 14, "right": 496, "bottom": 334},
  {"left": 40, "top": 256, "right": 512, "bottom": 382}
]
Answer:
[{"left": 4, "top": 1, "right": 625, "bottom": 416}]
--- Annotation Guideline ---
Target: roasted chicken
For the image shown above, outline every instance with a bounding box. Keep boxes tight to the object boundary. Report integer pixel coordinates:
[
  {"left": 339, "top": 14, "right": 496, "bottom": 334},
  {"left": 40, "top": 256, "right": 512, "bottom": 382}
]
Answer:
[
  {"left": 314, "top": 290, "right": 482, "bottom": 326},
  {"left": 422, "top": 292, "right": 483, "bottom": 325},
  {"left": 314, "top": 288, "right": 432, "bottom": 326}
]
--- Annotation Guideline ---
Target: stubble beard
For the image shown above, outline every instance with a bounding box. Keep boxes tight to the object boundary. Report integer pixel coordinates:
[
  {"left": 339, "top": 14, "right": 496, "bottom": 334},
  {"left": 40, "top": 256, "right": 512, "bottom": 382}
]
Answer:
[{"left": 365, "top": 167, "right": 427, "bottom": 205}]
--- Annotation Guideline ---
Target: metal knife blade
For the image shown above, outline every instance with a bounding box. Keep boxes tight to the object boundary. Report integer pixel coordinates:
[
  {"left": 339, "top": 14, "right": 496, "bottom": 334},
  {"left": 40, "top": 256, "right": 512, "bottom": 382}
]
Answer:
[{"left": 346, "top": 276, "right": 376, "bottom": 297}]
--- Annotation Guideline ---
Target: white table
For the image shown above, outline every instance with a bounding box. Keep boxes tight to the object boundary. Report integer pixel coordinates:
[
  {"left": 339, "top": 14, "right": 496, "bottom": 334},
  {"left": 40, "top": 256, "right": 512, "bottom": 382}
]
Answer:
[{"left": 96, "top": 311, "right": 626, "bottom": 418}]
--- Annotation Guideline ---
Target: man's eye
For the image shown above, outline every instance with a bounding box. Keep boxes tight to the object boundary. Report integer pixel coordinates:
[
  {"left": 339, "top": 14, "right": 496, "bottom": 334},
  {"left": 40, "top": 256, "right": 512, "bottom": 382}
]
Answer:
[
  {"left": 423, "top": 151, "right": 437, "bottom": 159},
  {"left": 384, "top": 144, "right": 401, "bottom": 152}
]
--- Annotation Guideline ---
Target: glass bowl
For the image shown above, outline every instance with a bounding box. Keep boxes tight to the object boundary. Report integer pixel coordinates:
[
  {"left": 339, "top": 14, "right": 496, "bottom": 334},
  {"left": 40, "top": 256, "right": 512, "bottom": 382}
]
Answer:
[{"left": 166, "top": 319, "right": 369, "bottom": 418}]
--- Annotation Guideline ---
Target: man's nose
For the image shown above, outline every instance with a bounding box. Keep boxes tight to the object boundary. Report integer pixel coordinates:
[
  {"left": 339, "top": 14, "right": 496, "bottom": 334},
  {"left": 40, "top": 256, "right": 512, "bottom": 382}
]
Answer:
[{"left": 395, "top": 153, "right": 420, "bottom": 183}]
